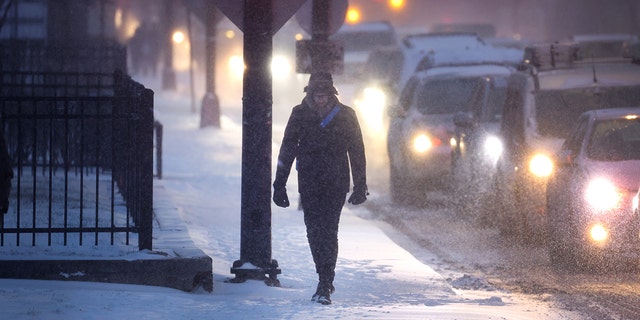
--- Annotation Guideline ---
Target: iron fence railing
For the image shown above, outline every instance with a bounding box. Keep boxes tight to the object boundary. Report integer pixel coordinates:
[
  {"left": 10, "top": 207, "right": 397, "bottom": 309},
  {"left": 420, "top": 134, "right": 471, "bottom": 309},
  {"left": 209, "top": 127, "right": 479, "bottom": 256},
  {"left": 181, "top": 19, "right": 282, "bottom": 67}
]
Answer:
[
  {"left": 0, "top": 39, "right": 127, "bottom": 74},
  {"left": 0, "top": 70, "right": 154, "bottom": 250}
]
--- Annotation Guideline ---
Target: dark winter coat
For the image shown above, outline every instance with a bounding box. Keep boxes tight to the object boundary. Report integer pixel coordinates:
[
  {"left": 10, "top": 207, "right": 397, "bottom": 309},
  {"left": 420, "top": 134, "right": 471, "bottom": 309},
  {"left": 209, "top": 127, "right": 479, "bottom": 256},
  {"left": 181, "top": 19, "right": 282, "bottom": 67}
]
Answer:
[{"left": 273, "top": 96, "right": 367, "bottom": 195}]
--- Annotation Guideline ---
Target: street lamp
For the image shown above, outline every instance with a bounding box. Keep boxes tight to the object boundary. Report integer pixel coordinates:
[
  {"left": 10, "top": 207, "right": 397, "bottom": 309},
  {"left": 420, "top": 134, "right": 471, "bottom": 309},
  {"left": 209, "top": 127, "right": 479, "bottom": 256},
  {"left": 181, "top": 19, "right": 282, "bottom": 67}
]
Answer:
[
  {"left": 172, "top": 30, "right": 185, "bottom": 43},
  {"left": 388, "top": 0, "right": 405, "bottom": 10},
  {"left": 346, "top": 7, "right": 361, "bottom": 24}
]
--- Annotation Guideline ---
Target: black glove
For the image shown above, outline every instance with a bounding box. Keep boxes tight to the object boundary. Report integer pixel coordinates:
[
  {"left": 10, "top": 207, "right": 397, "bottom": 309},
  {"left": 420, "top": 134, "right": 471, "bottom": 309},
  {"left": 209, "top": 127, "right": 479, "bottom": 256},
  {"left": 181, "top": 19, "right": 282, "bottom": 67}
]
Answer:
[
  {"left": 273, "top": 187, "right": 290, "bottom": 208},
  {"left": 348, "top": 189, "right": 368, "bottom": 205}
]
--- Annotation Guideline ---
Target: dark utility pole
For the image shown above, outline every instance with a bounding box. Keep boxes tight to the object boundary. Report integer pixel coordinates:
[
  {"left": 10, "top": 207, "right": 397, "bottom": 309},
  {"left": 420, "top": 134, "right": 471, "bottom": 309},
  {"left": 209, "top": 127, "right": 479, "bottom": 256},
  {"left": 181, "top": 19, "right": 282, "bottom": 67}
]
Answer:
[
  {"left": 230, "top": 0, "right": 281, "bottom": 286},
  {"left": 200, "top": 3, "right": 221, "bottom": 128},
  {"left": 311, "top": 0, "right": 330, "bottom": 72},
  {"left": 311, "top": 0, "right": 333, "bottom": 72},
  {"left": 162, "top": 0, "right": 176, "bottom": 91}
]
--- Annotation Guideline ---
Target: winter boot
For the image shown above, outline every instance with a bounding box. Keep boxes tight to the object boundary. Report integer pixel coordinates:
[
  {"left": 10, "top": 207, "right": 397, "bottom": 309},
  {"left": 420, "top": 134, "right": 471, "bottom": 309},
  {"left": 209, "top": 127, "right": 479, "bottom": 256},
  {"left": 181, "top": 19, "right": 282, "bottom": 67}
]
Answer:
[
  {"left": 311, "top": 282, "right": 322, "bottom": 302},
  {"left": 317, "top": 295, "right": 331, "bottom": 305},
  {"left": 316, "top": 286, "right": 331, "bottom": 305},
  {"left": 313, "top": 281, "right": 333, "bottom": 305},
  {"left": 311, "top": 281, "right": 334, "bottom": 301}
]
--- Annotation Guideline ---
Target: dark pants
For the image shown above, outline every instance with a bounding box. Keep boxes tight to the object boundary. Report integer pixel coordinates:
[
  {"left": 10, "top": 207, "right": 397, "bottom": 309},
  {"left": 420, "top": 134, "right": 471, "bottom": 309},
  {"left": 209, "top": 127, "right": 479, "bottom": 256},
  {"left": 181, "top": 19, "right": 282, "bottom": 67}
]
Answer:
[{"left": 300, "top": 189, "right": 346, "bottom": 286}]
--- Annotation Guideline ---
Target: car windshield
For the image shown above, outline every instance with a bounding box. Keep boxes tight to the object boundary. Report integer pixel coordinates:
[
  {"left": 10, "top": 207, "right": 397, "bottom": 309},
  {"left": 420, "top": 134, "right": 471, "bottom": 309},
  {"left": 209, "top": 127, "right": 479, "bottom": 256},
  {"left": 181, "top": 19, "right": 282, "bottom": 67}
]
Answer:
[
  {"left": 587, "top": 118, "right": 640, "bottom": 161},
  {"left": 414, "top": 77, "right": 481, "bottom": 114},
  {"left": 535, "top": 85, "right": 640, "bottom": 138}
]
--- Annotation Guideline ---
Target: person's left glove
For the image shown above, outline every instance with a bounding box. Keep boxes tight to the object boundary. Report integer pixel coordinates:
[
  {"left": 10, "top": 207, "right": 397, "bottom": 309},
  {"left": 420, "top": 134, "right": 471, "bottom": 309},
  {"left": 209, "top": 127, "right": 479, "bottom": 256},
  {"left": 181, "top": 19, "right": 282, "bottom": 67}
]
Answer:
[
  {"left": 273, "top": 187, "right": 290, "bottom": 208},
  {"left": 348, "top": 188, "right": 368, "bottom": 205}
]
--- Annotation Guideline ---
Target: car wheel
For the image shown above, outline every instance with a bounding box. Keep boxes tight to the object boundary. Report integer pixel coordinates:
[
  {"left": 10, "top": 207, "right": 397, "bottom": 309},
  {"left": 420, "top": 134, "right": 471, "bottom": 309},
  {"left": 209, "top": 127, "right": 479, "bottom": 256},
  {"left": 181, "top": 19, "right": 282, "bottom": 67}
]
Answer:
[
  {"left": 546, "top": 187, "right": 582, "bottom": 271},
  {"left": 494, "top": 167, "right": 519, "bottom": 237},
  {"left": 449, "top": 155, "right": 468, "bottom": 211},
  {"left": 547, "top": 220, "right": 579, "bottom": 270},
  {"left": 474, "top": 173, "right": 499, "bottom": 227},
  {"left": 506, "top": 170, "right": 545, "bottom": 243}
]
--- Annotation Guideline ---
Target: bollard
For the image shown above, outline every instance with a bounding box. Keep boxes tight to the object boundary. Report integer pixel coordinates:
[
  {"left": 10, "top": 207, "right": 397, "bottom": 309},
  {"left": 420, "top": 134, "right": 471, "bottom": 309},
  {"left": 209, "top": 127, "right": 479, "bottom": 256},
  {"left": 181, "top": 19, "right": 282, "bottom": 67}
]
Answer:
[{"left": 154, "top": 120, "right": 163, "bottom": 180}]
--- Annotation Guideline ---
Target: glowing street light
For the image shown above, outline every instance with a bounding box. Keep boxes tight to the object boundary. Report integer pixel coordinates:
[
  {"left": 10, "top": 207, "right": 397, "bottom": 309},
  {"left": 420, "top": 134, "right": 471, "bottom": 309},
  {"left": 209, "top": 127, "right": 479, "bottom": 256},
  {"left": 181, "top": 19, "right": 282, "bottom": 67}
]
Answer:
[
  {"left": 346, "top": 7, "right": 361, "bottom": 24},
  {"left": 389, "top": 0, "right": 405, "bottom": 10},
  {"left": 172, "top": 30, "right": 185, "bottom": 44}
]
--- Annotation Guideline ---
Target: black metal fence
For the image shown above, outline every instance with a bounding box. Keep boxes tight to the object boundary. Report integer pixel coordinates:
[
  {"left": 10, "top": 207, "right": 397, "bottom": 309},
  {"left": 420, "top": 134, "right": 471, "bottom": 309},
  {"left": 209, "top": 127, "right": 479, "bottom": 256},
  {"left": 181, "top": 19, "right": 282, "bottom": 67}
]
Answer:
[
  {"left": 0, "top": 70, "right": 154, "bottom": 250},
  {"left": 0, "top": 40, "right": 127, "bottom": 74}
]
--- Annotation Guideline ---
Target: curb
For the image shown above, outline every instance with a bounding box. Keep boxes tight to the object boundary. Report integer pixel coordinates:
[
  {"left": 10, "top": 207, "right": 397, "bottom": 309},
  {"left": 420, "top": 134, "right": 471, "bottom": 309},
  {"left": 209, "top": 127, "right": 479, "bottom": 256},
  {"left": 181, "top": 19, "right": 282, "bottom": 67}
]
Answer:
[{"left": 0, "top": 180, "right": 213, "bottom": 292}]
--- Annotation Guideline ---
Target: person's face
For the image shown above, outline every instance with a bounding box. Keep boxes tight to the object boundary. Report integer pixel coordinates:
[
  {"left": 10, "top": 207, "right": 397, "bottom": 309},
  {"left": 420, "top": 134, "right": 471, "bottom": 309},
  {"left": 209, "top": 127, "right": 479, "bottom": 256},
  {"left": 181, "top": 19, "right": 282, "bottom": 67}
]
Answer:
[{"left": 312, "top": 93, "right": 330, "bottom": 108}]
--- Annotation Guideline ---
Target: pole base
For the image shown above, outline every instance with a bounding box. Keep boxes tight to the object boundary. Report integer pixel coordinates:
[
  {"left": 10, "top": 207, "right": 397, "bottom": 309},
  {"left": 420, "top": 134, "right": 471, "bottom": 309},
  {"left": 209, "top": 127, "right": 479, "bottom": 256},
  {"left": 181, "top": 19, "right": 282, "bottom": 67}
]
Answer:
[
  {"left": 228, "top": 259, "right": 281, "bottom": 287},
  {"left": 200, "top": 92, "right": 220, "bottom": 128},
  {"left": 162, "top": 68, "right": 176, "bottom": 91}
]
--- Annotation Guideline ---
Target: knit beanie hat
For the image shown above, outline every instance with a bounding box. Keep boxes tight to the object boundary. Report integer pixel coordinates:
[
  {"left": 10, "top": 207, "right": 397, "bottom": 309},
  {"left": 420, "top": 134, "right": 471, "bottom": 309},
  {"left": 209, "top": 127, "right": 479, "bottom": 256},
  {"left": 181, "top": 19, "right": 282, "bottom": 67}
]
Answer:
[{"left": 303, "top": 72, "right": 338, "bottom": 95}]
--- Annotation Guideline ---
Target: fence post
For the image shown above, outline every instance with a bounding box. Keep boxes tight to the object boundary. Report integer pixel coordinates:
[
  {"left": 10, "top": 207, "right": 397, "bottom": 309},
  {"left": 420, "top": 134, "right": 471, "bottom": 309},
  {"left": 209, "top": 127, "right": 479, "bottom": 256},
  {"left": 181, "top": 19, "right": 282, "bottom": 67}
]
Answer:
[
  {"left": 138, "top": 88, "right": 155, "bottom": 250},
  {"left": 154, "top": 120, "right": 163, "bottom": 179}
]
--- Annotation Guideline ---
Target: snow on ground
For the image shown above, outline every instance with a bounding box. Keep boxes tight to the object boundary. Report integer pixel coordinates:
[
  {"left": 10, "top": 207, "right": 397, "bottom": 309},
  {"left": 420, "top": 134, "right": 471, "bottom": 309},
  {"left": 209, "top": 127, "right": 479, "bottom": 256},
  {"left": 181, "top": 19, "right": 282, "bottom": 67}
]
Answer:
[{"left": 0, "top": 74, "right": 581, "bottom": 319}]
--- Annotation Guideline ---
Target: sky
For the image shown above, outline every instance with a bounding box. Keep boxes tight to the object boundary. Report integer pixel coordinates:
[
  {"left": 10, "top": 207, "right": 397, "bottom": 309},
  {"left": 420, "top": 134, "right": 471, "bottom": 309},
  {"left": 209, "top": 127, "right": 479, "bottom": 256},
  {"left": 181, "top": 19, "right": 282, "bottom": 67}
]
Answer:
[{"left": 0, "top": 74, "right": 582, "bottom": 320}]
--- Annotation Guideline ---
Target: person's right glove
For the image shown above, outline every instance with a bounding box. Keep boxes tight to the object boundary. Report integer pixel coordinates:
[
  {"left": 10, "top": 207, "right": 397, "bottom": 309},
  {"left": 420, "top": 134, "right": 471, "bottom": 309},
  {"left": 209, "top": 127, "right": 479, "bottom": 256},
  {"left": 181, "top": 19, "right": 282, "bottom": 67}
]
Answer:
[
  {"left": 348, "top": 188, "right": 368, "bottom": 205},
  {"left": 273, "top": 187, "right": 290, "bottom": 208}
]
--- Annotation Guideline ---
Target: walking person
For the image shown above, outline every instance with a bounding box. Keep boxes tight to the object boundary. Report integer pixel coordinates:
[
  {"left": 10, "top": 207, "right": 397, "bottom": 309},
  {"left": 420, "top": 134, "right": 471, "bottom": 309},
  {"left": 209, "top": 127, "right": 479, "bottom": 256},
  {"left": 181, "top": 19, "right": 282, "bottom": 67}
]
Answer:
[{"left": 272, "top": 72, "right": 368, "bottom": 305}]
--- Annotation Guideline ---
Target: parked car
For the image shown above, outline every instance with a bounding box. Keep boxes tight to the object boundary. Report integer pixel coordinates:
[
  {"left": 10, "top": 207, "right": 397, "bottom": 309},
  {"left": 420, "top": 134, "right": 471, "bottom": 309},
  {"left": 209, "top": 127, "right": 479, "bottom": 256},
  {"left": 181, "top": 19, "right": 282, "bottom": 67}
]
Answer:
[
  {"left": 546, "top": 107, "right": 640, "bottom": 270},
  {"left": 490, "top": 42, "right": 640, "bottom": 243},
  {"left": 387, "top": 63, "right": 520, "bottom": 205}
]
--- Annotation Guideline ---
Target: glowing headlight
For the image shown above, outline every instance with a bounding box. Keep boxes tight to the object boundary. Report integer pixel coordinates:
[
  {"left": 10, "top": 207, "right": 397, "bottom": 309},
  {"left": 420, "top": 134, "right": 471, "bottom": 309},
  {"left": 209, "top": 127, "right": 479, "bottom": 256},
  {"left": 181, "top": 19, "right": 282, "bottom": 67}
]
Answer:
[
  {"left": 355, "top": 87, "right": 386, "bottom": 133},
  {"left": 228, "top": 55, "right": 245, "bottom": 79},
  {"left": 483, "top": 136, "right": 503, "bottom": 164},
  {"left": 450, "top": 137, "right": 458, "bottom": 148},
  {"left": 633, "top": 192, "right": 639, "bottom": 214},
  {"left": 529, "top": 154, "right": 553, "bottom": 177},
  {"left": 413, "top": 134, "right": 433, "bottom": 153},
  {"left": 589, "top": 224, "right": 609, "bottom": 243},
  {"left": 585, "top": 178, "right": 622, "bottom": 211},
  {"left": 356, "top": 87, "right": 386, "bottom": 110},
  {"left": 271, "top": 54, "right": 292, "bottom": 81}
]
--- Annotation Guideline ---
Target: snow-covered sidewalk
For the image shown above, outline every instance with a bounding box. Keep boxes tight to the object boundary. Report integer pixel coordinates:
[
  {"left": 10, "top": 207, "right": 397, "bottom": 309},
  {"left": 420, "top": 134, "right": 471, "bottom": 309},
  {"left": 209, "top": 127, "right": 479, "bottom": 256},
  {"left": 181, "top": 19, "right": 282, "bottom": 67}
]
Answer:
[{"left": 0, "top": 87, "right": 580, "bottom": 319}]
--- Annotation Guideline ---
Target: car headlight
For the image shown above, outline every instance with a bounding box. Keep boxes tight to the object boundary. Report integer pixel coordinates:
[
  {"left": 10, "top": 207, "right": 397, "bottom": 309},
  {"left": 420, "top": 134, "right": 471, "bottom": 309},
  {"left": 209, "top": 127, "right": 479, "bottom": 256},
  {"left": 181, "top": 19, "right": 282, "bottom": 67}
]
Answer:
[
  {"left": 271, "top": 54, "right": 292, "bottom": 81},
  {"left": 450, "top": 137, "right": 459, "bottom": 148},
  {"left": 413, "top": 133, "right": 445, "bottom": 153},
  {"left": 355, "top": 87, "right": 386, "bottom": 133},
  {"left": 355, "top": 87, "right": 386, "bottom": 111},
  {"left": 483, "top": 135, "right": 502, "bottom": 164},
  {"left": 589, "top": 223, "right": 609, "bottom": 243},
  {"left": 228, "top": 55, "right": 245, "bottom": 79},
  {"left": 529, "top": 154, "right": 553, "bottom": 177},
  {"left": 585, "top": 178, "right": 622, "bottom": 211}
]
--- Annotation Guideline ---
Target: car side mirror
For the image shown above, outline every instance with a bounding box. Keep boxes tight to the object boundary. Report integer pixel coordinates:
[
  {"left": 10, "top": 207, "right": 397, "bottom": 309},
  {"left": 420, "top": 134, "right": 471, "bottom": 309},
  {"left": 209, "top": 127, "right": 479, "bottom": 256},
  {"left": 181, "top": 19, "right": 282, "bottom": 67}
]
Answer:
[
  {"left": 388, "top": 105, "right": 407, "bottom": 118},
  {"left": 556, "top": 149, "right": 575, "bottom": 167},
  {"left": 453, "top": 112, "right": 474, "bottom": 128}
]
